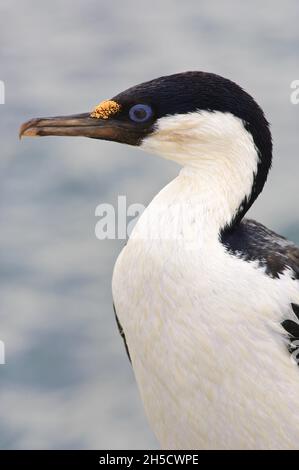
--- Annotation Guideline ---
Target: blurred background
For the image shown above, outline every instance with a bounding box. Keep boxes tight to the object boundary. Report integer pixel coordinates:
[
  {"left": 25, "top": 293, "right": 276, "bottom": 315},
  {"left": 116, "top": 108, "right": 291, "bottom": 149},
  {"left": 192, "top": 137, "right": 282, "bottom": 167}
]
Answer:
[{"left": 0, "top": 0, "right": 298, "bottom": 449}]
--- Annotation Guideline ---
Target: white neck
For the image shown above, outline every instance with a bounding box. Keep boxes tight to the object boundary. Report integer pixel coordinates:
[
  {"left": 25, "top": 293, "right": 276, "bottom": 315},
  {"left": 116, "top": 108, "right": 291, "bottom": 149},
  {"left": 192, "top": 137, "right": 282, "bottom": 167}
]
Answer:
[{"left": 140, "top": 111, "right": 260, "bottom": 238}]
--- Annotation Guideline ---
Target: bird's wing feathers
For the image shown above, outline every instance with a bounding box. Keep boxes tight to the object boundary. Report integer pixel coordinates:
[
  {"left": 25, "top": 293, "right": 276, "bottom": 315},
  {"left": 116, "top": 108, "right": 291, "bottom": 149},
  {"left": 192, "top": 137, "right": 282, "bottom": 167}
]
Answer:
[
  {"left": 222, "top": 218, "right": 299, "bottom": 364},
  {"left": 221, "top": 218, "right": 299, "bottom": 279},
  {"left": 282, "top": 304, "right": 299, "bottom": 363}
]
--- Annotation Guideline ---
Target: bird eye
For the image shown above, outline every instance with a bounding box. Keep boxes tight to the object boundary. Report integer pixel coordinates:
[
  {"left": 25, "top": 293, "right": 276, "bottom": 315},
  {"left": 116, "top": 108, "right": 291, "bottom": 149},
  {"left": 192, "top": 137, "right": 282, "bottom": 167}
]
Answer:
[{"left": 129, "top": 104, "right": 153, "bottom": 123}]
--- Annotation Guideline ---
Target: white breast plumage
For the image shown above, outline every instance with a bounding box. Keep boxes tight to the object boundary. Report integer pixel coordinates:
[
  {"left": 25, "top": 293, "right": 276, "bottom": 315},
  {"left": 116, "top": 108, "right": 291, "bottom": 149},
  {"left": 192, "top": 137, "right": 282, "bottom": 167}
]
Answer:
[{"left": 113, "top": 169, "right": 299, "bottom": 450}]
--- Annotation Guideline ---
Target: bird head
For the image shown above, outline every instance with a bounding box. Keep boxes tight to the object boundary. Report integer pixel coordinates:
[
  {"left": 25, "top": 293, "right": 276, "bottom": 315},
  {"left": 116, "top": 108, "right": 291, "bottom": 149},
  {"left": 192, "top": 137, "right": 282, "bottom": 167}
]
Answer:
[{"left": 20, "top": 71, "right": 272, "bottom": 226}]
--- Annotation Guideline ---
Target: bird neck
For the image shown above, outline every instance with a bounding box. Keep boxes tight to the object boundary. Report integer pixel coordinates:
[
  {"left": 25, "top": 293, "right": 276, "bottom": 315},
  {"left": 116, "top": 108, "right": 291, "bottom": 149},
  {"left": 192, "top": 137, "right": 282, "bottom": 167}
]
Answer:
[
  {"left": 141, "top": 111, "right": 269, "bottom": 234},
  {"left": 132, "top": 160, "right": 257, "bottom": 248},
  {"left": 174, "top": 156, "right": 257, "bottom": 238}
]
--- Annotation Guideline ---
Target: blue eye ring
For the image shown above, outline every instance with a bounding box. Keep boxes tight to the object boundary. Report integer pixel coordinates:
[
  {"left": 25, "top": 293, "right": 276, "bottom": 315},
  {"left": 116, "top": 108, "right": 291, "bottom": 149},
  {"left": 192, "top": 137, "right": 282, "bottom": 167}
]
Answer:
[{"left": 129, "top": 104, "right": 153, "bottom": 123}]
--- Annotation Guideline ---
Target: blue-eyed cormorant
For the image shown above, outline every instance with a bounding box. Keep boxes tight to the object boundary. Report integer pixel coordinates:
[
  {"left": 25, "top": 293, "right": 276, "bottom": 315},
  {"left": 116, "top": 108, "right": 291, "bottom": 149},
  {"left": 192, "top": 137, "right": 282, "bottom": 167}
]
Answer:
[{"left": 20, "top": 72, "right": 299, "bottom": 449}]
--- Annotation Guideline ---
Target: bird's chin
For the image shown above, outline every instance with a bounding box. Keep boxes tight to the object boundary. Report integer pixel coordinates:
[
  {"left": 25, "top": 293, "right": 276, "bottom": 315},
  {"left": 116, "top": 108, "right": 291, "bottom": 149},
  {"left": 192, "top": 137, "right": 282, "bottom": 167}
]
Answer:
[{"left": 19, "top": 113, "right": 148, "bottom": 146}]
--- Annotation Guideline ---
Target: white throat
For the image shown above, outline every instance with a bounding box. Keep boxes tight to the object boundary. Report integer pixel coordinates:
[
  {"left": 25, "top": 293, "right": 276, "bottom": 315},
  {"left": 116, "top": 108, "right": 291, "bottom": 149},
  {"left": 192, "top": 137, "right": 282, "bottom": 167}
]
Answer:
[{"left": 140, "top": 110, "right": 260, "bottom": 234}]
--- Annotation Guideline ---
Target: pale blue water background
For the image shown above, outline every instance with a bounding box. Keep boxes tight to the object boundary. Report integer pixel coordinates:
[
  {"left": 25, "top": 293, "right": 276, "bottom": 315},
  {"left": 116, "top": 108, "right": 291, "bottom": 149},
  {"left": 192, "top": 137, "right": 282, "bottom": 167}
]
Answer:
[{"left": 0, "top": 0, "right": 298, "bottom": 449}]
